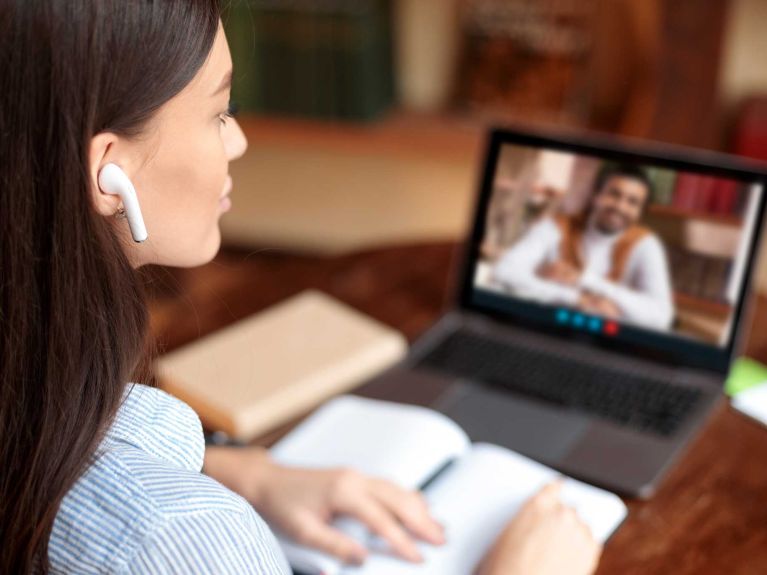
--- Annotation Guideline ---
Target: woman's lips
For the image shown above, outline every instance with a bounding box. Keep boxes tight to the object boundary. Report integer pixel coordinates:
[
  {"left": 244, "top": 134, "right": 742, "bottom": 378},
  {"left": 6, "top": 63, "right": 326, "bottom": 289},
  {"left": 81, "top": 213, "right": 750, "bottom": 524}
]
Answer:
[{"left": 219, "top": 175, "right": 233, "bottom": 212}]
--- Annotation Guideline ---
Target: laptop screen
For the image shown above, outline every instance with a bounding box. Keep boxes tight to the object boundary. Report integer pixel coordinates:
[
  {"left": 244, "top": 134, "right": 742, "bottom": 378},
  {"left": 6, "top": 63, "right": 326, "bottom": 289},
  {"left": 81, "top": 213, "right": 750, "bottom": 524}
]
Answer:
[{"left": 462, "top": 129, "right": 767, "bottom": 373}]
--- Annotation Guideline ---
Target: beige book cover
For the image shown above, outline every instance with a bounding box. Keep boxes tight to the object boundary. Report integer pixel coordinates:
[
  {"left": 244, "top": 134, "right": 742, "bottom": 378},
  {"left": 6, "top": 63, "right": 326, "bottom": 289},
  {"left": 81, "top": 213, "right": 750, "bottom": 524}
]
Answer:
[{"left": 155, "top": 290, "right": 407, "bottom": 441}]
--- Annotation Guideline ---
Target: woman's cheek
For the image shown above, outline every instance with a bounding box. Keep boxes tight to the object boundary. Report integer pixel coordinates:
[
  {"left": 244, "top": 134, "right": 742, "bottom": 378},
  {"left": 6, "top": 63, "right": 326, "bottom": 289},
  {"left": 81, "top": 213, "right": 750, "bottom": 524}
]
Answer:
[{"left": 200, "top": 148, "right": 228, "bottom": 199}]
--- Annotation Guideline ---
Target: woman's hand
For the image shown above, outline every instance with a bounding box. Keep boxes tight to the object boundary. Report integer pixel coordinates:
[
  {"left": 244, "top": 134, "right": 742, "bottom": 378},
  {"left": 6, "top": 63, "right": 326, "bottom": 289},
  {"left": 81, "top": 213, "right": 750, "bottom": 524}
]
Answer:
[
  {"left": 477, "top": 481, "right": 602, "bottom": 575},
  {"left": 203, "top": 446, "right": 445, "bottom": 566}
]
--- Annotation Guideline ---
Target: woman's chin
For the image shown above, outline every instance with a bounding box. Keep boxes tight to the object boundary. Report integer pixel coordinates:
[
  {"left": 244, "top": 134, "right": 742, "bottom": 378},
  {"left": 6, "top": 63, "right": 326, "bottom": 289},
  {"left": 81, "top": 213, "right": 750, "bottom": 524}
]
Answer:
[
  {"left": 130, "top": 225, "right": 224, "bottom": 269},
  {"left": 196, "top": 229, "right": 223, "bottom": 266},
  {"left": 169, "top": 229, "right": 223, "bottom": 268}
]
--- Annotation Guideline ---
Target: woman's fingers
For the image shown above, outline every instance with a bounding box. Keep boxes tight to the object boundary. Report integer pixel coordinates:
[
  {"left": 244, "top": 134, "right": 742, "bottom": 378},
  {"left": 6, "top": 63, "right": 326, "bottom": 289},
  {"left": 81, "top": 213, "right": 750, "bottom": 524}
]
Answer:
[
  {"left": 344, "top": 496, "right": 424, "bottom": 563},
  {"left": 534, "top": 480, "right": 598, "bottom": 547},
  {"left": 291, "top": 513, "right": 368, "bottom": 566},
  {"left": 368, "top": 480, "right": 445, "bottom": 545},
  {"left": 533, "top": 478, "right": 564, "bottom": 507}
]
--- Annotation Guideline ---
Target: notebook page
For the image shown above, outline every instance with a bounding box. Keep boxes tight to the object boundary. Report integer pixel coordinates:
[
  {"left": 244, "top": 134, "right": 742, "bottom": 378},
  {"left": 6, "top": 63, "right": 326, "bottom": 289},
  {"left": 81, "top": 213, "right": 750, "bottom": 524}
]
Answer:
[
  {"left": 345, "top": 443, "right": 627, "bottom": 575},
  {"left": 271, "top": 395, "right": 470, "bottom": 486},
  {"left": 270, "top": 395, "right": 471, "bottom": 575}
]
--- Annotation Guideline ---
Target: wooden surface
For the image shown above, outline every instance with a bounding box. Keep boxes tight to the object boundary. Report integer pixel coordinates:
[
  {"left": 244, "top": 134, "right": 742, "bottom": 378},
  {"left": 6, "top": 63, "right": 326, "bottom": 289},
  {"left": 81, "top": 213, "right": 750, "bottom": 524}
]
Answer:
[
  {"left": 220, "top": 114, "right": 483, "bottom": 254},
  {"left": 147, "top": 241, "right": 767, "bottom": 575}
]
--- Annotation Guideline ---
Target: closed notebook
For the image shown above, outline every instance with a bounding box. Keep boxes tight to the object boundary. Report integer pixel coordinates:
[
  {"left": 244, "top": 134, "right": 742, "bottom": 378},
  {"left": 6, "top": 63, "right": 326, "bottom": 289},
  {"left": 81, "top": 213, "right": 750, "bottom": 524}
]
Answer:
[
  {"left": 270, "top": 395, "right": 628, "bottom": 575},
  {"left": 155, "top": 291, "right": 407, "bottom": 441}
]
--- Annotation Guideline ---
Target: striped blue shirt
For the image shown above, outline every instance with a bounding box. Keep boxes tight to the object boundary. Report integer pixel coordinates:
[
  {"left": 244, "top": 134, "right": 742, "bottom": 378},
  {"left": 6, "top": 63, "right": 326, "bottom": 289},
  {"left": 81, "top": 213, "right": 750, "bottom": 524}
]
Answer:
[{"left": 49, "top": 384, "right": 291, "bottom": 574}]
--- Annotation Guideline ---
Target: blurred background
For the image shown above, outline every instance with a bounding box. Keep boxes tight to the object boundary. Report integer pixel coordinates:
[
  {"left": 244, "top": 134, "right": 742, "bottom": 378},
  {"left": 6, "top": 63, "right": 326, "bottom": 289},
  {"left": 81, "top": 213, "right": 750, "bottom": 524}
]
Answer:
[{"left": 218, "top": 0, "right": 767, "bottom": 272}]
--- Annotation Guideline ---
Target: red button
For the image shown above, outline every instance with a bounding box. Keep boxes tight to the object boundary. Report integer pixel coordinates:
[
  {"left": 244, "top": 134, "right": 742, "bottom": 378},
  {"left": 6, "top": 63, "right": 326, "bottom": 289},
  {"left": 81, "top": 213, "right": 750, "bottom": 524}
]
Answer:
[{"left": 604, "top": 321, "right": 620, "bottom": 336}]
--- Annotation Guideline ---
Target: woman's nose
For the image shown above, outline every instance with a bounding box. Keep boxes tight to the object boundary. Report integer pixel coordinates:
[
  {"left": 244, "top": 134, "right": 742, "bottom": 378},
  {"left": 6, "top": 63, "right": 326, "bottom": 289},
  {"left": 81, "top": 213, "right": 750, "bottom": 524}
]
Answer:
[{"left": 223, "top": 117, "right": 248, "bottom": 161}]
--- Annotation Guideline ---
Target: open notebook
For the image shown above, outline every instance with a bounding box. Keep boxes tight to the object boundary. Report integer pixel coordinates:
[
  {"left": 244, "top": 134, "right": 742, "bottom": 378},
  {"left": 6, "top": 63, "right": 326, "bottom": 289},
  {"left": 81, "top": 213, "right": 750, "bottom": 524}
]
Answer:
[{"left": 270, "top": 396, "right": 627, "bottom": 575}]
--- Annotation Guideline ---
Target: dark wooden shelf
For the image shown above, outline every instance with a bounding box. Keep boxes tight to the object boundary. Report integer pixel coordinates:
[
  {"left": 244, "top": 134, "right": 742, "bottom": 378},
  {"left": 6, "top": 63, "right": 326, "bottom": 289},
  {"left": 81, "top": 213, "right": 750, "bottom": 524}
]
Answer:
[{"left": 674, "top": 292, "right": 731, "bottom": 317}]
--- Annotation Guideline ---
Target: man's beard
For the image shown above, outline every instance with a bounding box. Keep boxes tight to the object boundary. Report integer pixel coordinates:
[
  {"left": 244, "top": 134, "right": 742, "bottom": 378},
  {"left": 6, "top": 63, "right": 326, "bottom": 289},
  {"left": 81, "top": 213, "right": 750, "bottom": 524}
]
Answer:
[{"left": 593, "top": 208, "right": 630, "bottom": 235}]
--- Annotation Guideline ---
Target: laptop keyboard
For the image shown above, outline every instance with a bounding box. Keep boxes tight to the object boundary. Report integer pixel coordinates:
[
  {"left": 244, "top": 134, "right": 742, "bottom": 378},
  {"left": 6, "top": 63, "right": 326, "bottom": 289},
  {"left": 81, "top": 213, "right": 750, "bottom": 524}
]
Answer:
[{"left": 418, "top": 331, "right": 703, "bottom": 437}]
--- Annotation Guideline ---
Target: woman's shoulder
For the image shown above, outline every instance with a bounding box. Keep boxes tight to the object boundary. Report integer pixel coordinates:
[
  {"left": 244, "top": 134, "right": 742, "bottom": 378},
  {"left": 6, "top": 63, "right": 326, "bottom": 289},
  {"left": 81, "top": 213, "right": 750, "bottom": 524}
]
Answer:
[
  {"left": 49, "top": 384, "right": 290, "bottom": 573},
  {"left": 51, "top": 442, "right": 288, "bottom": 573}
]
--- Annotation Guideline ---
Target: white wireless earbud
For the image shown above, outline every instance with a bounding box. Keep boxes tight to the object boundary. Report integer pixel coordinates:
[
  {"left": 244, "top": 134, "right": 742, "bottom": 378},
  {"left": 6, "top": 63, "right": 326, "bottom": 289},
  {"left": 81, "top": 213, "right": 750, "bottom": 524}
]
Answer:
[{"left": 97, "top": 163, "right": 148, "bottom": 243}]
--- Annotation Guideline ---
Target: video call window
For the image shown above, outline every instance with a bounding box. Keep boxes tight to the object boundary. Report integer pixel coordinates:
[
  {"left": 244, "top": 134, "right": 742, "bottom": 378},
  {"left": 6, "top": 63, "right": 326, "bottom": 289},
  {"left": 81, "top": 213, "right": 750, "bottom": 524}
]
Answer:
[{"left": 474, "top": 144, "right": 763, "bottom": 347}]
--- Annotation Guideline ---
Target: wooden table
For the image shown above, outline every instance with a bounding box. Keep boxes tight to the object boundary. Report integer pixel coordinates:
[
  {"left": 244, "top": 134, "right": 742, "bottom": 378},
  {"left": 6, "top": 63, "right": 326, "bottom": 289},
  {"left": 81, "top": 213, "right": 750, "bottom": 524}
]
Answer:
[{"left": 147, "top": 242, "right": 767, "bottom": 575}]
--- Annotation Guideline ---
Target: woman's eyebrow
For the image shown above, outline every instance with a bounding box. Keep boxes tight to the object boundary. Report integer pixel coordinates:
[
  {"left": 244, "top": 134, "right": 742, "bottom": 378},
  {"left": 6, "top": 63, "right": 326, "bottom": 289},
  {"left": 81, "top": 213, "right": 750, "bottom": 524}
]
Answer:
[{"left": 212, "top": 70, "right": 232, "bottom": 96}]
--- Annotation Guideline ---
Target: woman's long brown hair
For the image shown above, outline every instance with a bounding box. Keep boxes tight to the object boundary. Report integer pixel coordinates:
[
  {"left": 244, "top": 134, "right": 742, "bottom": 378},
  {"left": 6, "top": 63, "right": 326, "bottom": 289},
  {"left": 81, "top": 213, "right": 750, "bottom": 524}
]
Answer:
[{"left": 0, "top": 1, "right": 220, "bottom": 571}]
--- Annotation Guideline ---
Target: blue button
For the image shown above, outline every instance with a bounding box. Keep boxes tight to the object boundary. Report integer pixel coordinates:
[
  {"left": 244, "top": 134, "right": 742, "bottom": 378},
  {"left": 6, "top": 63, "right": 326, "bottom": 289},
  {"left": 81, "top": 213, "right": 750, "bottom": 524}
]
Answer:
[
  {"left": 588, "top": 317, "right": 602, "bottom": 332},
  {"left": 572, "top": 313, "right": 586, "bottom": 328},
  {"left": 555, "top": 309, "right": 571, "bottom": 324}
]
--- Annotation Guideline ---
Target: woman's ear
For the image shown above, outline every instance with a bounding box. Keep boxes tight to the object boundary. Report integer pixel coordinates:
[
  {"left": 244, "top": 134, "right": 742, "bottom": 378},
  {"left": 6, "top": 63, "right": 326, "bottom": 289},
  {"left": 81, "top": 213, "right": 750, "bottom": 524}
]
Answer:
[{"left": 89, "top": 132, "right": 123, "bottom": 217}]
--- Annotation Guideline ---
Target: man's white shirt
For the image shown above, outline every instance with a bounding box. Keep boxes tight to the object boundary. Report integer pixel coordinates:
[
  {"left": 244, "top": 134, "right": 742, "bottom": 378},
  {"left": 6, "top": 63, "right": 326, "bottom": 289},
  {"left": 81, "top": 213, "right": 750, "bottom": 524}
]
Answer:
[{"left": 493, "top": 216, "right": 674, "bottom": 330}]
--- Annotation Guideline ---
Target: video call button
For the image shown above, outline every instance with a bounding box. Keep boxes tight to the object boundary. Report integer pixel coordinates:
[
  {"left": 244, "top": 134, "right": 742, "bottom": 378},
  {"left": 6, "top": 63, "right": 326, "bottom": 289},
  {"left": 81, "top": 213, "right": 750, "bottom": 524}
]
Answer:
[
  {"left": 604, "top": 321, "right": 620, "bottom": 336},
  {"left": 555, "top": 308, "right": 619, "bottom": 337}
]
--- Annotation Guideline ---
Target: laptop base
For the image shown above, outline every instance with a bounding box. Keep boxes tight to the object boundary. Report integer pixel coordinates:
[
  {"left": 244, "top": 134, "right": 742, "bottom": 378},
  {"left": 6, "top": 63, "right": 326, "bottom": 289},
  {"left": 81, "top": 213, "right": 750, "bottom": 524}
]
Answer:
[{"left": 360, "top": 312, "right": 723, "bottom": 499}]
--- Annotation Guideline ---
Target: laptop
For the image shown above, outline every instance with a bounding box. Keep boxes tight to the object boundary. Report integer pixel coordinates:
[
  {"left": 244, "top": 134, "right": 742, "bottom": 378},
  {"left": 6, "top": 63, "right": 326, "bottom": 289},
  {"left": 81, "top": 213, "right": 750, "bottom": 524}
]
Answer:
[{"left": 362, "top": 127, "right": 767, "bottom": 498}]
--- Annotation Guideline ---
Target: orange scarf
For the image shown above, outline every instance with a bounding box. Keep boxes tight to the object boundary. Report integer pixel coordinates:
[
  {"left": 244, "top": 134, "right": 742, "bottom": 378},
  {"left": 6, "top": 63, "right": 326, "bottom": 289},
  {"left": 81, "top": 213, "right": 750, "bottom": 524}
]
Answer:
[{"left": 554, "top": 214, "right": 650, "bottom": 282}]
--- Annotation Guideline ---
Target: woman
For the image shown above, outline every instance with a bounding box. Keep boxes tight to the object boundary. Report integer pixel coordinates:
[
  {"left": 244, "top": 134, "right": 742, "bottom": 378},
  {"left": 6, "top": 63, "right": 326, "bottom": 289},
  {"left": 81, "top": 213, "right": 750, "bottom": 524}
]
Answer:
[{"left": 0, "top": 1, "right": 602, "bottom": 573}]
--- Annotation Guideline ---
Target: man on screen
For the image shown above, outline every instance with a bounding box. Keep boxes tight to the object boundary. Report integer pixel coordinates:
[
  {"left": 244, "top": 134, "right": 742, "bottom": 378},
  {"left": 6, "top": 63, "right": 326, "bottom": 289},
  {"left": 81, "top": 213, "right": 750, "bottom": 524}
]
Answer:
[{"left": 492, "top": 163, "right": 675, "bottom": 331}]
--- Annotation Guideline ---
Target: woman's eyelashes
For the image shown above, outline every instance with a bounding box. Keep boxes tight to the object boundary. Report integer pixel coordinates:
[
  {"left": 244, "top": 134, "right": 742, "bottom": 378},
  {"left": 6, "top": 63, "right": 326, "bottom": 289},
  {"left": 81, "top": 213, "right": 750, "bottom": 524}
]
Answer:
[{"left": 218, "top": 101, "right": 238, "bottom": 126}]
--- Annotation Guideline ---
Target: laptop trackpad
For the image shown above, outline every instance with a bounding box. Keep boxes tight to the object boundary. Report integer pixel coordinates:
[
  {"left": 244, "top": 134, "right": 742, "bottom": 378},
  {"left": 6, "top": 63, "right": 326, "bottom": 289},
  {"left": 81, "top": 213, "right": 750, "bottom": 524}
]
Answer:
[{"left": 434, "top": 381, "right": 590, "bottom": 465}]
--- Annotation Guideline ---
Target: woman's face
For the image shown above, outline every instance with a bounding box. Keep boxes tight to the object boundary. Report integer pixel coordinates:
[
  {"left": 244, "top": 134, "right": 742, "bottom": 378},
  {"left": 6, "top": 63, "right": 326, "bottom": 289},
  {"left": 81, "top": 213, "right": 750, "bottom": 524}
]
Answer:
[{"left": 91, "top": 23, "right": 247, "bottom": 268}]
